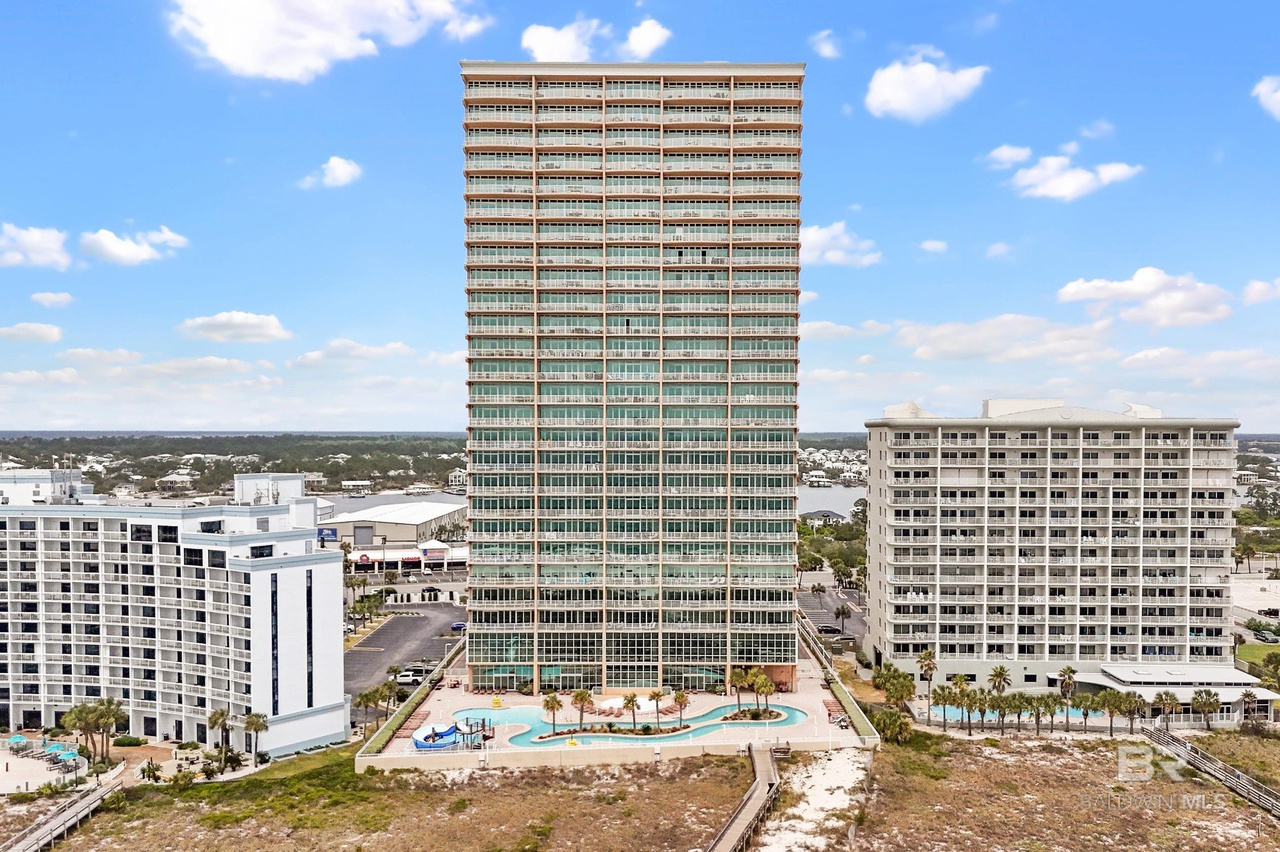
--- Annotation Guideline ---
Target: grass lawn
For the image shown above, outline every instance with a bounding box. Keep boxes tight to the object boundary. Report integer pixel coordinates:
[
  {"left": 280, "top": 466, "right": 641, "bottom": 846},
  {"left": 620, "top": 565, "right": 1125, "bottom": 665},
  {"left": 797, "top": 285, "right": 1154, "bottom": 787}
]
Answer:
[
  {"left": 1194, "top": 729, "right": 1280, "bottom": 790},
  {"left": 57, "top": 745, "right": 753, "bottom": 851},
  {"left": 858, "top": 732, "right": 1278, "bottom": 851},
  {"left": 834, "top": 658, "right": 885, "bottom": 705},
  {"left": 1235, "top": 642, "right": 1279, "bottom": 666}
]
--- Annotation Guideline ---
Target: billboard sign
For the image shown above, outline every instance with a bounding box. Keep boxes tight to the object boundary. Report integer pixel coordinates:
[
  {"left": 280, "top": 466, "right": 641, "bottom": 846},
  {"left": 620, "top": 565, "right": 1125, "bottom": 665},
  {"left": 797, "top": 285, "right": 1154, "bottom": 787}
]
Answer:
[{"left": 317, "top": 527, "right": 339, "bottom": 542}]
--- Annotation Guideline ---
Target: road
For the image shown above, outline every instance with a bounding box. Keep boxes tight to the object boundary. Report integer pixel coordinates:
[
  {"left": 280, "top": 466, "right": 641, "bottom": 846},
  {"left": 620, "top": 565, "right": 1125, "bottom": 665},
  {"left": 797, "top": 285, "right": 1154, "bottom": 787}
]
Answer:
[
  {"left": 344, "top": 605, "right": 466, "bottom": 721},
  {"left": 797, "top": 570, "right": 865, "bottom": 643}
]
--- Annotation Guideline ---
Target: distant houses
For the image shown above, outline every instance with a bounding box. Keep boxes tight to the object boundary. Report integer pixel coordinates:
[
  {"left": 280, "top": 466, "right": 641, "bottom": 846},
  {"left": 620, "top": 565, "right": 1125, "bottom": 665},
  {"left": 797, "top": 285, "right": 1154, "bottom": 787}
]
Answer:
[{"left": 801, "top": 509, "right": 846, "bottom": 527}]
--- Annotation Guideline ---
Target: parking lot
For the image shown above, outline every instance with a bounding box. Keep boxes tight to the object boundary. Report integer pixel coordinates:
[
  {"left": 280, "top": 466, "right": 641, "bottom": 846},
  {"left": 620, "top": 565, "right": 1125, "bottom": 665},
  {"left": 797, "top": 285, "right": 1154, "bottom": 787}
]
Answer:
[
  {"left": 344, "top": 605, "right": 466, "bottom": 720},
  {"left": 797, "top": 572, "right": 865, "bottom": 643}
]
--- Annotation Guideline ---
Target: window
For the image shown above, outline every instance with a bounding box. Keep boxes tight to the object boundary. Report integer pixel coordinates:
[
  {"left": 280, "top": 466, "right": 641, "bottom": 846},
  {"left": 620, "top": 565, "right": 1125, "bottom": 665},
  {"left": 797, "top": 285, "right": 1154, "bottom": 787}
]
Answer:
[{"left": 249, "top": 545, "right": 274, "bottom": 559}]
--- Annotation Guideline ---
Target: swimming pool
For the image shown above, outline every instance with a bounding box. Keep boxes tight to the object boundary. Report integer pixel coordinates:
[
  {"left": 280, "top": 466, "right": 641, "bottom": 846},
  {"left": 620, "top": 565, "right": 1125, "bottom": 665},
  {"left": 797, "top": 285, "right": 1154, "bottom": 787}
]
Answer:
[{"left": 452, "top": 702, "right": 808, "bottom": 747}]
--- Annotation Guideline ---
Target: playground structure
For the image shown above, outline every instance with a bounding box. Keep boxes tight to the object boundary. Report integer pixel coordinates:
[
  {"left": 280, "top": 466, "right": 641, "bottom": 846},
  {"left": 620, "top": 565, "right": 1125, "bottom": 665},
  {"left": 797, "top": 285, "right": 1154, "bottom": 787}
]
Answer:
[{"left": 410, "top": 717, "right": 495, "bottom": 751}]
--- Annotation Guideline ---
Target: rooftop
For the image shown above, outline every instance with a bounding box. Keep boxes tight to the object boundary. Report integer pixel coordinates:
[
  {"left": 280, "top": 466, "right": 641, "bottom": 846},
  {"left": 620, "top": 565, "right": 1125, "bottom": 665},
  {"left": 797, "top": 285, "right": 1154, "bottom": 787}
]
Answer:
[
  {"left": 868, "top": 399, "right": 1239, "bottom": 428},
  {"left": 327, "top": 500, "right": 464, "bottom": 527}
]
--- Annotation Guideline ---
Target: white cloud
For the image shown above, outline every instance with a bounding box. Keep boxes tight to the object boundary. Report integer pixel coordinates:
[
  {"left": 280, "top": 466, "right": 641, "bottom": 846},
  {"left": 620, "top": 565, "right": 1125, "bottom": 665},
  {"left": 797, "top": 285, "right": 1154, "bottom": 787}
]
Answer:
[
  {"left": 1120, "top": 347, "right": 1280, "bottom": 385},
  {"left": 1009, "top": 153, "right": 1143, "bottom": 202},
  {"left": 178, "top": 311, "right": 294, "bottom": 343},
  {"left": 799, "top": 319, "right": 890, "bottom": 340},
  {"left": 59, "top": 348, "right": 144, "bottom": 364},
  {"left": 895, "top": 314, "right": 1116, "bottom": 363},
  {"left": 1253, "top": 76, "right": 1280, "bottom": 121},
  {"left": 973, "top": 13, "right": 998, "bottom": 33},
  {"left": 419, "top": 349, "right": 466, "bottom": 366},
  {"left": 80, "top": 226, "right": 189, "bottom": 265},
  {"left": 865, "top": 46, "right": 989, "bottom": 123},
  {"left": 136, "top": 356, "right": 258, "bottom": 380},
  {"left": 799, "top": 221, "right": 881, "bottom": 267},
  {"left": 620, "top": 18, "right": 670, "bottom": 59},
  {"left": 521, "top": 18, "right": 609, "bottom": 62},
  {"left": 1059, "top": 140, "right": 1080, "bottom": 156},
  {"left": 300, "top": 155, "right": 362, "bottom": 189},
  {"left": 0, "top": 322, "right": 62, "bottom": 343},
  {"left": 985, "top": 144, "right": 1032, "bottom": 169},
  {"left": 854, "top": 354, "right": 877, "bottom": 365},
  {"left": 798, "top": 291, "right": 819, "bottom": 305},
  {"left": 1080, "top": 119, "right": 1115, "bottom": 139},
  {"left": 986, "top": 242, "right": 1012, "bottom": 259},
  {"left": 1057, "top": 267, "right": 1232, "bottom": 328},
  {"left": 0, "top": 368, "right": 80, "bottom": 385},
  {"left": 168, "top": 0, "right": 493, "bottom": 84},
  {"left": 1243, "top": 278, "right": 1280, "bottom": 305},
  {"left": 289, "top": 337, "right": 414, "bottom": 367},
  {"left": 919, "top": 239, "right": 947, "bottom": 254},
  {"left": 0, "top": 223, "right": 71, "bottom": 271},
  {"left": 31, "top": 292, "right": 73, "bottom": 308},
  {"left": 809, "top": 29, "right": 840, "bottom": 59}
]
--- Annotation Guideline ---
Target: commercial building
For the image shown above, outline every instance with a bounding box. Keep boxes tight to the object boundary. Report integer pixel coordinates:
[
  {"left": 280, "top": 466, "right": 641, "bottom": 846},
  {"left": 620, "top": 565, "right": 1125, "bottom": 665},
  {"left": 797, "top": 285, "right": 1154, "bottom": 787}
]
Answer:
[
  {"left": 864, "top": 399, "right": 1238, "bottom": 688},
  {"left": 462, "top": 61, "right": 803, "bottom": 694},
  {"left": 0, "top": 471, "right": 349, "bottom": 755},
  {"left": 323, "top": 500, "right": 467, "bottom": 572}
]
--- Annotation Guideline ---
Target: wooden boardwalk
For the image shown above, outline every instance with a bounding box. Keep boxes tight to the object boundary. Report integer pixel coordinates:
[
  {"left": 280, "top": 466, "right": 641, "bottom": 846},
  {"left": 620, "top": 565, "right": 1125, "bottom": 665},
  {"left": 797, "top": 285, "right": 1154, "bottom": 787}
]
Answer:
[
  {"left": 708, "top": 746, "right": 780, "bottom": 852},
  {"left": 0, "top": 779, "right": 123, "bottom": 852}
]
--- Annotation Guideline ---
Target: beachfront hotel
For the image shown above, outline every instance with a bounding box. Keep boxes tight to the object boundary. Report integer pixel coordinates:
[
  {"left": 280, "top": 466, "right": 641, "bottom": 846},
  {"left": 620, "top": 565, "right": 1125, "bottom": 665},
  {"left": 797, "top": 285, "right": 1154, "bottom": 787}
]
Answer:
[
  {"left": 462, "top": 62, "right": 803, "bottom": 694},
  {"left": 0, "top": 470, "right": 349, "bottom": 755},
  {"left": 863, "top": 399, "right": 1239, "bottom": 688}
]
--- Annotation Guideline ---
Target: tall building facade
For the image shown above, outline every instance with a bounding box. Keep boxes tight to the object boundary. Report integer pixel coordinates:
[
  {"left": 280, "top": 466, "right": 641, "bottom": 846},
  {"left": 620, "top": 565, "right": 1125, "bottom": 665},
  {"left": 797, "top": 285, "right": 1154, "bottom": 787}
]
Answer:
[
  {"left": 0, "top": 472, "right": 349, "bottom": 755},
  {"left": 864, "top": 400, "right": 1237, "bottom": 687},
  {"left": 462, "top": 62, "right": 803, "bottom": 694}
]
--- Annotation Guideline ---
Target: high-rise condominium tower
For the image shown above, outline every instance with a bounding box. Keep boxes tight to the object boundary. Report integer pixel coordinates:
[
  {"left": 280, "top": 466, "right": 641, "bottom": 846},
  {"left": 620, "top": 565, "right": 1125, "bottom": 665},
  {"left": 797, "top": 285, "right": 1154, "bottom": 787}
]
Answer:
[
  {"left": 864, "top": 399, "right": 1238, "bottom": 687},
  {"left": 462, "top": 62, "right": 803, "bottom": 694}
]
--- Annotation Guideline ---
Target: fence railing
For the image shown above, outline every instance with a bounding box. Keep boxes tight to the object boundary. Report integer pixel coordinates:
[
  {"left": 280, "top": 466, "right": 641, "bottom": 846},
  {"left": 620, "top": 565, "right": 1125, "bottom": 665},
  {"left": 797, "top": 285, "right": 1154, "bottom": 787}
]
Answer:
[
  {"left": 0, "top": 778, "right": 123, "bottom": 852},
  {"left": 1143, "top": 725, "right": 1280, "bottom": 818},
  {"left": 796, "top": 615, "right": 880, "bottom": 745},
  {"left": 705, "top": 744, "right": 762, "bottom": 852},
  {"left": 708, "top": 744, "right": 781, "bottom": 852}
]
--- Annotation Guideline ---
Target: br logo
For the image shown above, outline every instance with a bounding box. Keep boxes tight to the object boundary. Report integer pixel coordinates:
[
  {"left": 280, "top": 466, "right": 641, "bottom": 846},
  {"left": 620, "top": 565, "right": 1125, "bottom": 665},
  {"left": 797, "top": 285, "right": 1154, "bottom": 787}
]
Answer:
[{"left": 1117, "top": 745, "right": 1187, "bottom": 782}]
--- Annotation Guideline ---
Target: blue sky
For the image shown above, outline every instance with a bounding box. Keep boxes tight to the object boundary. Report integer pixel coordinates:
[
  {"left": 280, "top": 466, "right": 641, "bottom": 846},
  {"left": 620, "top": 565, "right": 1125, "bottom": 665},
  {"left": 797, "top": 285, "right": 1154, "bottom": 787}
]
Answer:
[{"left": 2, "top": 1, "right": 1280, "bottom": 431}]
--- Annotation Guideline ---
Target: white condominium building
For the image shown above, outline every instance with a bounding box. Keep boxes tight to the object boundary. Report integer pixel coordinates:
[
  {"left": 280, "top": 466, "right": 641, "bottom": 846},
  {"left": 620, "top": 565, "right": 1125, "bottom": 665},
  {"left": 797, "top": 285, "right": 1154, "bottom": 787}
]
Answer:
[
  {"left": 0, "top": 472, "right": 349, "bottom": 755},
  {"left": 864, "top": 399, "right": 1238, "bottom": 687},
  {"left": 462, "top": 62, "right": 803, "bottom": 694}
]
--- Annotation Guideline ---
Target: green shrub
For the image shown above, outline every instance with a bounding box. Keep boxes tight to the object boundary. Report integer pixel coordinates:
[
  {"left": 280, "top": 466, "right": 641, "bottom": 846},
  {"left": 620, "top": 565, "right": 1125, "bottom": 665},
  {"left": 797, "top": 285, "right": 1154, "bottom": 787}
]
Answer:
[
  {"left": 113, "top": 735, "right": 146, "bottom": 747},
  {"left": 640, "top": 724, "right": 652, "bottom": 735},
  {"left": 256, "top": 751, "right": 272, "bottom": 765},
  {"left": 448, "top": 797, "right": 471, "bottom": 813},
  {"left": 9, "top": 792, "right": 36, "bottom": 804},
  {"left": 177, "top": 741, "right": 201, "bottom": 751},
  {"left": 170, "top": 769, "right": 195, "bottom": 790},
  {"left": 200, "top": 762, "right": 219, "bottom": 780},
  {"left": 47, "top": 728, "right": 67, "bottom": 738}
]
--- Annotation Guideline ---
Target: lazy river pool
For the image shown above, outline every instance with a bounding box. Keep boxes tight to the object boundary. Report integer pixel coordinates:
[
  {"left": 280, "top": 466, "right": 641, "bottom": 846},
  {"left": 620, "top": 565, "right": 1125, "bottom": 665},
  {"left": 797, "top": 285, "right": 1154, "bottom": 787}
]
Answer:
[{"left": 452, "top": 702, "right": 808, "bottom": 747}]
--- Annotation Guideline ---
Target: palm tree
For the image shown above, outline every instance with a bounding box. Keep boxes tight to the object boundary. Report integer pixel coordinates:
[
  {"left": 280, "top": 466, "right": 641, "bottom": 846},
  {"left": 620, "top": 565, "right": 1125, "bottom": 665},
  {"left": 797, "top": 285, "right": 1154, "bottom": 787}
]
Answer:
[
  {"left": 1122, "top": 692, "right": 1147, "bottom": 735},
  {"left": 1009, "top": 692, "right": 1028, "bottom": 732},
  {"left": 207, "top": 707, "right": 230, "bottom": 771},
  {"left": 871, "top": 708, "right": 913, "bottom": 744},
  {"left": 1241, "top": 689, "right": 1258, "bottom": 722},
  {"left": 757, "top": 677, "right": 776, "bottom": 712},
  {"left": 1030, "top": 694, "right": 1047, "bottom": 736},
  {"left": 62, "top": 705, "right": 92, "bottom": 762},
  {"left": 623, "top": 692, "right": 639, "bottom": 731},
  {"left": 649, "top": 689, "right": 664, "bottom": 732},
  {"left": 833, "top": 603, "right": 852, "bottom": 634},
  {"left": 932, "top": 684, "right": 954, "bottom": 733},
  {"left": 386, "top": 664, "right": 402, "bottom": 681},
  {"left": 991, "top": 692, "right": 1008, "bottom": 734},
  {"left": 810, "top": 583, "right": 827, "bottom": 609},
  {"left": 916, "top": 650, "right": 938, "bottom": 727},
  {"left": 1043, "top": 693, "right": 1063, "bottom": 734},
  {"left": 1097, "top": 689, "right": 1121, "bottom": 738},
  {"left": 542, "top": 691, "right": 563, "bottom": 736},
  {"left": 571, "top": 689, "right": 592, "bottom": 731},
  {"left": 1190, "top": 688, "right": 1220, "bottom": 731},
  {"left": 243, "top": 713, "right": 269, "bottom": 766},
  {"left": 959, "top": 689, "right": 976, "bottom": 736},
  {"left": 950, "top": 674, "right": 973, "bottom": 735},
  {"left": 1058, "top": 666, "right": 1078, "bottom": 732},
  {"left": 1241, "top": 542, "right": 1258, "bottom": 572},
  {"left": 673, "top": 690, "right": 689, "bottom": 728},
  {"left": 95, "top": 697, "right": 128, "bottom": 763},
  {"left": 987, "top": 665, "right": 1012, "bottom": 696},
  {"left": 1151, "top": 689, "right": 1179, "bottom": 730},
  {"left": 973, "top": 688, "right": 991, "bottom": 733},
  {"left": 730, "top": 668, "right": 750, "bottom": 713},
  {"left": 747, "top": 667, "right": 766, "bottom": 710},
  {"left": 1073, "top": 693, "right": 1094, "bottom": 733}
]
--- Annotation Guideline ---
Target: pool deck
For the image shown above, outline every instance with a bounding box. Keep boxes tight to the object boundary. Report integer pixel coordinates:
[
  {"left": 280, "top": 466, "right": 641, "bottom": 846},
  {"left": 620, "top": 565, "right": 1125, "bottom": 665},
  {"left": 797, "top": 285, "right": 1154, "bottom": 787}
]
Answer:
[{"left": 357, "top": 656, "right": 873, "bottom": 771}]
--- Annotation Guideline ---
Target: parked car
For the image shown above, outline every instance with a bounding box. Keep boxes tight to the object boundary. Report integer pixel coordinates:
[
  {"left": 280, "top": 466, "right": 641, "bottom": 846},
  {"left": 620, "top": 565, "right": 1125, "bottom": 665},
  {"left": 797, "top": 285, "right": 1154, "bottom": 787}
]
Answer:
[
  {"left": 343, "top": 623, "right": 356, "bottom": 635},
  {"left": 1259, "top": 608, "right": 1280, "bottom": 618},
  {"left": 394, "top": 671, "right": 423, "bottom": 686},
  {"left": 1253, "top": 630, "right": 1279, "bottom": 644},
  {"left": 450, "top": 622, "right": 467, "bottom": 631},
  {"left": 817, "top": 625, "right": 841, "bottom": 635},
  {"left": 404, "top": 574, "right": 420, "bottom": 583}
]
